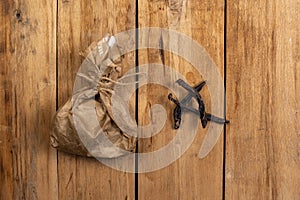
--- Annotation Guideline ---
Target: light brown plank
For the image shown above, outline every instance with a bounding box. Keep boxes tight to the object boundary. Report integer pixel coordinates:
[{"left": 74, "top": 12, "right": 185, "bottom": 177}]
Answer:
[
  {"left": 138, "top": 0, "right": 225, "bottom": 199},
  {"left": 0, "top": 0, "right": 58, "bottom": 199},
  {"left": 57, "top": 0, "right": 136, "bottom": 199},
  {"left": 226, "top": 0, "right": 300, "bottom": 199}
]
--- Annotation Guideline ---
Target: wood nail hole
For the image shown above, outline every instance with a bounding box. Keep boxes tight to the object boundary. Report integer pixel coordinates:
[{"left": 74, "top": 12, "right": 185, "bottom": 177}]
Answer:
[{"left": 15, "top": 9, "right": 22, "bottom": 22}]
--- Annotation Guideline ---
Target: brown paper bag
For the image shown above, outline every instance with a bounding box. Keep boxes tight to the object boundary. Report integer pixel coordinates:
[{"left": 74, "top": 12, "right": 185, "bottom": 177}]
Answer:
[{"left": 50, "top": 35, "right": 137, "bottom": 158}]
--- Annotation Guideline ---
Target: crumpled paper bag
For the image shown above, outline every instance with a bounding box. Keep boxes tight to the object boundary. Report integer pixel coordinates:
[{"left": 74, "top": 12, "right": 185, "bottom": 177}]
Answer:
[{"left": 50, "top": 35, "right": 137, "bottom": 158}]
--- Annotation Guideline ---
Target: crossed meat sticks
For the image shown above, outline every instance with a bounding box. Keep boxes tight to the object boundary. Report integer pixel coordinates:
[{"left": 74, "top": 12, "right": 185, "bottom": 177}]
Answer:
[{"left": 168, "top": 79, "right": 229, "bottom": 129}]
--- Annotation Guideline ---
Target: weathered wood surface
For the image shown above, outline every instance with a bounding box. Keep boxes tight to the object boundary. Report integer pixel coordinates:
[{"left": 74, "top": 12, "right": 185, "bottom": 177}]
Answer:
[
  {"left": 226, "top": 0, "right": 300, "bottom": 199},
  {"left": 137, "top": 0, "right": 225, "bottom": 199},
  {"left": 0, "top": 0, "right": 299, "bottom": 199},
  {"left": 0, "top": 0, "right": 58, "bottom": 199},
  {"left": 57, "top": 0, "right": 136, "bottom": 199}
]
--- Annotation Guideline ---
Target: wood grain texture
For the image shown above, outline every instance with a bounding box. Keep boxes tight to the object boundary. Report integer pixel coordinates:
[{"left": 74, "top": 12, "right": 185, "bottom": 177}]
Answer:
[
  {"left": 137, "top": 0, "right": 225, "bottom": 199},
  {"left": 57, "top": 0, "right": 136, "bottom": 199},
  {"left": 226, "top": 0, "right": 300, "bottom": 199},
  {"left": 0, "top": 0, "right": 58, "bottom": 200},
  {"left": 1, "top": 0, "right": 299, "bottom": 199}
]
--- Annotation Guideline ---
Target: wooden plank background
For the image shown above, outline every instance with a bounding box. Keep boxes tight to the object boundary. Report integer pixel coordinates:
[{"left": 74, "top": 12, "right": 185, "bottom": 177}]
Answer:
[
  {"left": 0, "top": 0, "right": 299, "bottom": 200},
  {"left": 0, "top": 0, "right": 58, "bottom": 199},
  {"left": 137, "top": 0, "right": 224, "bottom": 199},
  {"left": 226, "top": 0, "right": 300, "bottom": 199},
  {"left": 57, "top": 0, "right": 136, "bottom": 199}
]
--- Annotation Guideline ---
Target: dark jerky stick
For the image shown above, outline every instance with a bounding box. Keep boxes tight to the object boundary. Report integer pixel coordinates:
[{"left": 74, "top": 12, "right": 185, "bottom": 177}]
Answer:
[
  {"left": 180, "top": 81, "right": 206, "bottom": 105},
  {"left": 169, "top": 93, "right": 228, "bottom": 125},
  {"left": 206, "top": 113, "right": 230, "bottom": 124},
  {"left": 168, "top": 93, "right": 182, "bottom": 129},
  {"left": 168, "top": 81, "right": 206, "bottom": 129},
  {"left": 176, "top": 79, "right": 207, "bottom": 128},
  {"left": 168, "top": 79, "right": 229, "bottom": 129}
]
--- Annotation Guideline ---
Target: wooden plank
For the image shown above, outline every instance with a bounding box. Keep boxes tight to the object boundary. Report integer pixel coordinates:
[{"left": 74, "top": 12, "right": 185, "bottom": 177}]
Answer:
[
  {"left": 226, "top": 0, "right": 300, "bottom": 199},
  {"left": 137, "top": 0, "right": 225, "bottom": 199},
  {"left": 0, "top": 0, "right": 58, "bottom": 200},
  {"left": 57, "top": 0, "right": 136, "bottom": 199}
]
